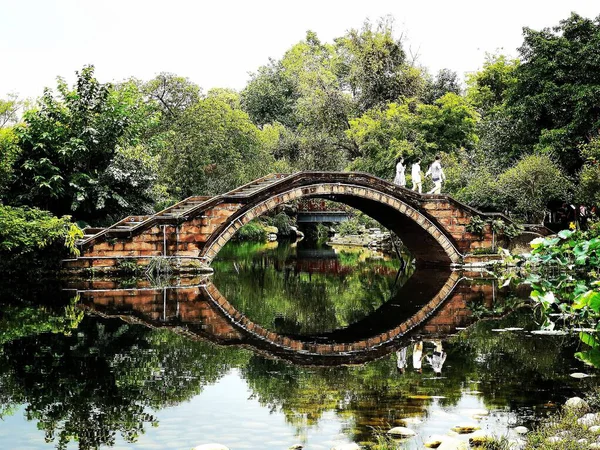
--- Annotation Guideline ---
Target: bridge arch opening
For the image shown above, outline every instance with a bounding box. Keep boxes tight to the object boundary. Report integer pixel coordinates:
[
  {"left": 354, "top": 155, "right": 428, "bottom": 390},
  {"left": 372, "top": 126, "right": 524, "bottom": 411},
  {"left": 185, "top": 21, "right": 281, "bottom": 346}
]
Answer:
[{"left": 202, "top": 183, "right": 462, "bottom": 266}]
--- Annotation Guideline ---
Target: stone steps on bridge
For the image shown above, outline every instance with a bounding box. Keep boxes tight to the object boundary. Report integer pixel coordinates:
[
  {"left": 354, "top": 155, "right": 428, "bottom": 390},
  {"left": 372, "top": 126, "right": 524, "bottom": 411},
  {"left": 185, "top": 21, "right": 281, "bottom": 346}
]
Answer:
[
  {"left": 225, "top": 174, "right": 289, "bottom": 198},
  {"left": 74, "top": 175, "right": 292, "bottom": 247}
]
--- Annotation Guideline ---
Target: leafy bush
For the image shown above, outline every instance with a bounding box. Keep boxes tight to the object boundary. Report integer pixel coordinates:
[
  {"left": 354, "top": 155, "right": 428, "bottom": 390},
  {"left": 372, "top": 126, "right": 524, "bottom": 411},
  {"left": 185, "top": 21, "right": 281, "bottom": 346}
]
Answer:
[
  {"left": 0, "top": 205, "right": 82, "bottom": 274},
  {"left": 336, "top": 212, "right": 380, "bottom": 237},
  {"left": 496, "top": 154, "right": 571, "bottom": 223},
  {"left": 576, "top": 137, "right": 600, "bottom": 206},
  {"left": 233, "top": 222, "right": 267, "bottom": 242},
  {"left": 268, "top": 212, "right": 293, "bottom": 236}
]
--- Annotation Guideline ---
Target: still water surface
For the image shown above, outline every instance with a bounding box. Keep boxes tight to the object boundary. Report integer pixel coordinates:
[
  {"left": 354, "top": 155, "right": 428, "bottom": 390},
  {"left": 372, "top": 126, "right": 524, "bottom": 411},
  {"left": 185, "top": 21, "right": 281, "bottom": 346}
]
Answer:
[{"left": 0, "top": 240, "right": 597, "bottom": 449}]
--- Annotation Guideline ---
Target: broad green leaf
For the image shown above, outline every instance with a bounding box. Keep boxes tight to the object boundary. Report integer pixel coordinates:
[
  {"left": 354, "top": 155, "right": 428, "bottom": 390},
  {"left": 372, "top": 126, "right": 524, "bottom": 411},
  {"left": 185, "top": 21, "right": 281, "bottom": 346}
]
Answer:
[
  {"left": 575, "top": 349, "right": 600, "bottom": 368},
  {"left": 558, "top": 229, "right": 574, "bottom": 239},
  {"left": 530, "top": 237, "right": 545, "bottom": 249},
  {"left": 580, "top": 332, "right": 600, "bottom": 349}
]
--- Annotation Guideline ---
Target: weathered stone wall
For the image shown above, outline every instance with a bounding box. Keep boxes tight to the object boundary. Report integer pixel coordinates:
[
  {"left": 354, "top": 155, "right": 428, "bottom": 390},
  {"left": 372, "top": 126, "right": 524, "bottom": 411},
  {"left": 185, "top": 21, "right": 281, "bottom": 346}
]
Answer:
[
  {"left": 420, "top": 198, "right": 494, "bottom": 254},
  {"left": 64, "top": 203, "right": 243, "bottom": 272}
]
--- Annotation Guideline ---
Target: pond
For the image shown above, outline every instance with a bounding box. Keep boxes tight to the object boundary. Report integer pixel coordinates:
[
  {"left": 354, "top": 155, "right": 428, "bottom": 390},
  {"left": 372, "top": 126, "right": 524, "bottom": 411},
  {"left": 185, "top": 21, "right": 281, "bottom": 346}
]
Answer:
[{"left": 0, "top": 240, "right": 597, "bottom": 449}]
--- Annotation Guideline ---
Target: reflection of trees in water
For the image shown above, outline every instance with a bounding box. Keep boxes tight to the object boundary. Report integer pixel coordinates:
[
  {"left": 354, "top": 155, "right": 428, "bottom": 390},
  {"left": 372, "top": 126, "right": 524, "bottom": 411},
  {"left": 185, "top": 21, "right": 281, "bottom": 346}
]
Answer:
[
  {"left": 448, "top": 309, "right": 585, "bottom": 410},
  {"left": 0, "top": 288, "right": 589, "bottom": 448},
  {"left": 212, "top": 241, "right": 407, "bottom": 334},
  {"left": 240, "top": 309, "right": 587, "bottom": 443},
  {"left": 0, "top": 313, "right": 248, "bottom": 450}
]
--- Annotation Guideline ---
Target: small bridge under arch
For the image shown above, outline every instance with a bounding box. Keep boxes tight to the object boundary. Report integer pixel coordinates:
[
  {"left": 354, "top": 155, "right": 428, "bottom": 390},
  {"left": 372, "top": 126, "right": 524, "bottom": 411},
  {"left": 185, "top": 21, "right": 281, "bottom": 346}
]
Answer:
[{"left": 63, "top": 172, "right": 521, "bottom": 272}]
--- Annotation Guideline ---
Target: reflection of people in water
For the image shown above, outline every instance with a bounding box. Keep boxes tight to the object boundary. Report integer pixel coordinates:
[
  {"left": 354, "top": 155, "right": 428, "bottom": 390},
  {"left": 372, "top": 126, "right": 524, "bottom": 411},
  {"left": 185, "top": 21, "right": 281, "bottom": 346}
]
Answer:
[
  {"left": 413, "top": 341, "right": 424, "bottom": 373},
  {"left": 426, "top": 340, "right": 447, "bottom": 374},
  {"left": 396, "top": 346, "right": 409, "bottom": 373}
]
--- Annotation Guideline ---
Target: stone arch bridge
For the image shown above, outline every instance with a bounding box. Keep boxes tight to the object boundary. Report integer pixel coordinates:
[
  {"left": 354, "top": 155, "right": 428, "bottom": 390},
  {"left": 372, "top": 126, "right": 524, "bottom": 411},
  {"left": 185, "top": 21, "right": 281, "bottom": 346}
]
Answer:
[{"left": 63, "top": 172, "right": 525, "bottom": 272}]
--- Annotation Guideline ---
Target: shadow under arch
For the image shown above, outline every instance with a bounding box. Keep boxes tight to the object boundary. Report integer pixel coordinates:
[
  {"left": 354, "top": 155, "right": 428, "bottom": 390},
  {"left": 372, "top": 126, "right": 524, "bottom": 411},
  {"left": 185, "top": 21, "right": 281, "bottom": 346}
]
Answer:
[
  {"left": 201, "top": 182, "right": 462, "bottom": 267},
  {"left": 72, "top": 269, "right": 494, "bottom": 366}
]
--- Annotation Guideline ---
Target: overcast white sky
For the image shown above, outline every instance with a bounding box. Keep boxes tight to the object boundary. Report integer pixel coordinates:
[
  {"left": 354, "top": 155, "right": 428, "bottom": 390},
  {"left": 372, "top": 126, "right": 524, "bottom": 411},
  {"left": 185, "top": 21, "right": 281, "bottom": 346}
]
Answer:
[{"left": 0, "top": 0, "right": 598, "bottom": 99}]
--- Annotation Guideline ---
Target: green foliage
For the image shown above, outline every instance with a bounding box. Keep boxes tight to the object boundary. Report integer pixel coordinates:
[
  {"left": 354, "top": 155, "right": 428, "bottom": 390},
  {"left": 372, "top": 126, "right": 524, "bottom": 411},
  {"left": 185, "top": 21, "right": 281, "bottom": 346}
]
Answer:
[
  {"left": 465, "top": 215, "right": 487, "bottom": 236},
  {"left": 496, "top": 154, "right": 571, "bottom": 223},
  {"left": 0, "top": 300, "right": 83, "bottom": 346},
  {"left": 7, "top": 66, "right": 158, "bottom": 222},
  {"left": 0, "top": 126, "right": 20, "bottom": 198},
  {"left": 576, "top": 136, "right": 600, "bottom": 205},
  {"left": 115, "top": 259, "right": 142, "bottom": 275},
  {"left": 466, "top": 54, "right": 519, "bottom": 116},
  {"left": 0, "top": 315, "right": 248, "bottom": 449},
  {"left": 241, "top": 59, "right": 299, "bottom": 128},
  {"left": 0, "top": 205, "right": 82, "bottom": 255},
  {"left": 519, "top": 409, "right": 599, "bottom": 449},
  {"left": 0, "top": 93, "right": 21, "bottom": 127},
  {"left": 0, "top": 205, "right": 82, "bottom": 275},
  {"left": 159, "top": 95, "right": 275, "bottom": 197},
  {"left": 336, "top": 213, "right": 379, "bottom": 236},
  {"left": 335, "top": 17, "right": 424, "bottom": 112},
  {"left": 347, "top": 95, "right": 479, "bottom": 178},
  {"left": 490, "top": 218, "right": 523, "bottom": 239},
  {"left": 418, "top": 92, "right": 479, "bottom": 154},
  {"left": 507, "top": 13, "right": 600, "bottom": 174},
  {"left": 233, "top": 221, "right": 268, "bottom": 242},
  {"left": 422, "top": 68, "right": 462, "bottom": 104},
  {"left": 267, "top": 212, "right": 293, "bottom": 236},
  {"left": 505, "top": 226, "right": 600, "bottom": 365},
  {"left": 143, "top": 72, "right": 201, "bottom": 126}
]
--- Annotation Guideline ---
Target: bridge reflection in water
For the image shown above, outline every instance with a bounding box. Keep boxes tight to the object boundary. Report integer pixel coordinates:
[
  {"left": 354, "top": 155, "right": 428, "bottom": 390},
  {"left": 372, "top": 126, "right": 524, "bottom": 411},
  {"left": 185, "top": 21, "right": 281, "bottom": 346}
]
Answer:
[{"left": 69, "top": 270, "right": 497, "bottom": 366}]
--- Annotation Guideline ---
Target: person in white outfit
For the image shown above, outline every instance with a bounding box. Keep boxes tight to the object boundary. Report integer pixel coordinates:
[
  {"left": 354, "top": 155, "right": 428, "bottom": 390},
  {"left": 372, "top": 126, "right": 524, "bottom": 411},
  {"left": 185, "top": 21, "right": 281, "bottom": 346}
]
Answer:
[
  {"left": 394, "top": 157, "right": 406, "bottom": 187},
  {"left": 412, "top": 341, "right": 423, "bottom": 373},
  {"left": 411, "top": 159, "right": 422, "bottom": 194},
  {"left": 426, "top": 155, "right": 446, "bottom": 194},
  {"left": 426, "top": 340, "right": 447, "bottom": 375},
  {"left": 396, "top": 346, "right": 408, "bottom": 373}
]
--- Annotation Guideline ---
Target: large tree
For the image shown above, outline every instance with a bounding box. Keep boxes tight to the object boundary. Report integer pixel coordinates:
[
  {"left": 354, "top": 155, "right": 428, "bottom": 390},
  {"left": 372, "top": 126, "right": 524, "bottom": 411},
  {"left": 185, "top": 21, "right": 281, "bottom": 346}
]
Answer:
[
  {"left": 7, "top": 67, "right": 158, "bottom": 222},
  {"left": 159, "top": 95, "right": 276, "bottom": 197},
  {"left": 507, "top": 13, "right": 600, "bottom": 174},
  {"left": 335, "top": 18, "right": 424, "bottom": 112}
]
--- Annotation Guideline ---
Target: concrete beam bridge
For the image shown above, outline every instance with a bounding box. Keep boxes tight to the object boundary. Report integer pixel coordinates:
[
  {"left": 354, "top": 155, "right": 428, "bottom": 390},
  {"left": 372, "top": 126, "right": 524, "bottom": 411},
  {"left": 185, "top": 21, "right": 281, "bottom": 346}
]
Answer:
[{"left": 62, "top": 172, "right": 532, "bottom": 273}]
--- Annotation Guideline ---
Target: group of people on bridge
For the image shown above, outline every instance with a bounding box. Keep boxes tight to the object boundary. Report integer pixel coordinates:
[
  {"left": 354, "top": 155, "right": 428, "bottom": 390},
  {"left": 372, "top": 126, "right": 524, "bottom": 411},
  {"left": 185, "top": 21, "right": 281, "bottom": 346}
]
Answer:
[{"left": 393, "top": 156, "right": 446, "bottom": 195}]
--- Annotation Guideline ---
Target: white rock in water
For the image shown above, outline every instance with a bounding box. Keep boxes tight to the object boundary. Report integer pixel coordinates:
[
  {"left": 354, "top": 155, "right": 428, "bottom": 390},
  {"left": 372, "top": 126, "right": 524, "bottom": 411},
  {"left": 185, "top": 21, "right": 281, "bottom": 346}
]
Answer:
[
  {"left": 437, "top": 437, "right": 468, "bottom": 450},
  {"left": 577, "top": 413, "right": 600, "bottom": 426},
  {"left": 424, "top": 435, "right": 444, "bottom": 448},
  {"left": 589, "top": 425, "right": 600, "bottom": 433},
  {"left": 564, "top": 396, "right": 590, "bottom": 412},
  {"left": 570, "top": 372, "right": 591, "bottom": 378},
  {"left": 400, "top": 417, "right": 423, "bottom": 425},
  {"left": 331, "top": 444, "right": 361, "bottom": 450},
  {"left": 469, "top": 430, "right": 493, "bottom": 445},
  {"left": 387, "top": 426, "right": 417, "bottom": 437},
  {"left": 514, "top": 426, "right": 529, "bottom": 434},
  {"left": 451, "top": 423, "right": 480, "bottom": 434},
  {"left": 193, "top": 445, "right": 230, "bottom": 450}
]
